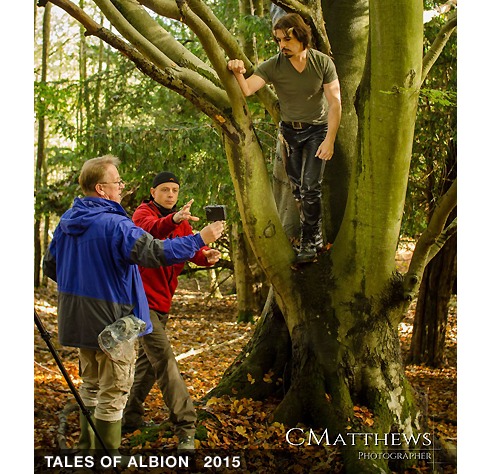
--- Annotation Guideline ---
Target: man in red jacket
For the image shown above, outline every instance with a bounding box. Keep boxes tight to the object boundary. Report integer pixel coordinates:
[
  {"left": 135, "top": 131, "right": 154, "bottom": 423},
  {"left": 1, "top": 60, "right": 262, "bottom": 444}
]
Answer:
[{"left": 122, "top": 171, "right": 221, "bottom": 451}]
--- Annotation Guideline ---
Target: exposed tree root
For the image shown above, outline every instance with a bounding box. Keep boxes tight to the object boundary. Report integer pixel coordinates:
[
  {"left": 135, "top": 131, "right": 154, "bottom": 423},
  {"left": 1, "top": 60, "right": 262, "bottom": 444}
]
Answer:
[{"left": 57, "top": 400, "right": 78, "bottom": 450}]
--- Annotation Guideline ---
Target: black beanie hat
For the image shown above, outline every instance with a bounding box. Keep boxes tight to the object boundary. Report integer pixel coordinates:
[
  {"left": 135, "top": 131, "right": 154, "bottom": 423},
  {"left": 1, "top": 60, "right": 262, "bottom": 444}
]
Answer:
[{"left": 152, "top": 171, "right": 180, "bottom": 188}]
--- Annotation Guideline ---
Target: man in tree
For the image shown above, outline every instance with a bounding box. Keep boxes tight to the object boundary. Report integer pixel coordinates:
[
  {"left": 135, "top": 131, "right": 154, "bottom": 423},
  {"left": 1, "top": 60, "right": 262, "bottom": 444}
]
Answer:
[
  {"left": 43, "top": 157, "right": 224, "bottom": 458},
  {"left": 227, "top": 13, "right": 342, "bottom": 263},
  {"left": 122, "top": 171, "right": 221, "bottom": 451}
]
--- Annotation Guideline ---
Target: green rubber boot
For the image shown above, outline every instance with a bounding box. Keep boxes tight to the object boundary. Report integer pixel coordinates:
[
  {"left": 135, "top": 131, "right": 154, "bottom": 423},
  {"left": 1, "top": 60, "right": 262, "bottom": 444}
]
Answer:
[
  {"left": 94, "top": 418, "right": 122, "bottom": 451},
  {"left": 94, "top": 419, "right": 136, "bottom": 468},
  {"left": 77, "top": 406, "right": 95, "bottom": 452}
]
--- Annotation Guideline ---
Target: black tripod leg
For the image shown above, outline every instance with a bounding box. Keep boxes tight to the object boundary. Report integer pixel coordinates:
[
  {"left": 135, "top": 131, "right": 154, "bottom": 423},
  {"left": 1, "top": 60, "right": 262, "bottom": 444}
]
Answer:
[{"left": 34, "top": 309, "right": 110, "bottom": 456}]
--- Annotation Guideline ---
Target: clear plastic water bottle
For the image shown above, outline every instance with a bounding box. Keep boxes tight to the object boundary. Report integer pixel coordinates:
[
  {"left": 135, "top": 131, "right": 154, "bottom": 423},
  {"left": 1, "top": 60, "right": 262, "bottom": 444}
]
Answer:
[{"left": 98, "top": 315, "right": 146, "bottom": 362}]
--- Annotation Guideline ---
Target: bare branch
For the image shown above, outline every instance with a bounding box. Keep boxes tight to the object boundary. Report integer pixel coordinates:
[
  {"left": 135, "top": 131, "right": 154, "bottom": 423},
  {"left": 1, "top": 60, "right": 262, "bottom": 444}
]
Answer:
[
  {"left": 403, "top": 179, "right": 457, "bottom": 302},
  {"left": 111, "top": 0, "right": 221, "bottom": 86},
  {"left": 421, "top": 12, "right": 457, "bottom": 85},
  {"left": 40, "top": 0, "right": 101, "bottom": 34},
  {"left": 271, "top": 0, "right": 310, "bottom": 18},
  {"left": 426, "top": 218, "right": 457, "bottom": 264},
  {"left": 139, "top": 0, "right": 239, "bottom": 65},
  {"left": 57, "top": 401, "right": 78, "bottom": 450},
  {"left": 94, "top": 0, "right": 177, "bottom": 69},
  {"left": 174, "top": 0, "right": 242, "bottom": 103}
]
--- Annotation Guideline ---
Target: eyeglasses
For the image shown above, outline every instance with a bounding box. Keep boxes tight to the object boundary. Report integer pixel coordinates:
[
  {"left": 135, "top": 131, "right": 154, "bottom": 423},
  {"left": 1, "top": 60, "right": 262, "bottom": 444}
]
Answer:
[{"left": 99, "top": 179, "right": 125, "bottom": 187}]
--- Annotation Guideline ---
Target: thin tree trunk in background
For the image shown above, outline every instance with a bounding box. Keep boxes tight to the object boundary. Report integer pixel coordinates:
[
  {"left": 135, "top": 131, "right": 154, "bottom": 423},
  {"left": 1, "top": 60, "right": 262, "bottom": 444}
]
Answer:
[
  {"left": 238, "top": 0, "right": 257, "bottom": 64},
  {"left": 93, "top": 14, "right": 106, "bottom": 125},
  {"left": 42, "top": 216, "right": 50, "bottom": 286},
  {"left": 34, "top": 0, "right": 38, "bottom": 30},
  {"left": 231, "top": 223, "right": 265, "bottom": 323},
  {"left": 77, "top": 0, "right": 88, "bottom": 142},
  {"left": 34, "top": 2, "right": 51, "bottom": 287},
  {"left": 208, "top": 267, "right": 223, "bottom": 299}
]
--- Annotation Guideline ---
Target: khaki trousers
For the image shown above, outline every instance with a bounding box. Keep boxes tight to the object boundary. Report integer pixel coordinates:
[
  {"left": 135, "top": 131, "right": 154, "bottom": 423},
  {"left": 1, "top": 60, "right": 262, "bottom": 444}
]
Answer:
[{"left": 78, "top": 347, "right": 135, "bottom": 422}]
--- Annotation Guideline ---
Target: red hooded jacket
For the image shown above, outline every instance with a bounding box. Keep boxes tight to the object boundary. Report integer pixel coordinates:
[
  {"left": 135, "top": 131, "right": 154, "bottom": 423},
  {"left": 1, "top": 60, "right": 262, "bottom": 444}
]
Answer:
[{"left": 132, "top": 200, "right": 211, "bottom": 313}]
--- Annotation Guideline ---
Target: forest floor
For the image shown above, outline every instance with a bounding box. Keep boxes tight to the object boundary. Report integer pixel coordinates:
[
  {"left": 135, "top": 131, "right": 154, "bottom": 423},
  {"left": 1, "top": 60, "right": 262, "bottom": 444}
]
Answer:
[{"left": 34, "top": 246, "right": 457, "bottom": 473}]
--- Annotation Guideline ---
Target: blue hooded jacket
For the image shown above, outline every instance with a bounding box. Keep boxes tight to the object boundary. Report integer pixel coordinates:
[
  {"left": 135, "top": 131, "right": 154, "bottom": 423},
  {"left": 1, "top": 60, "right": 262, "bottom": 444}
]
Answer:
[{"left": 43, "top": 197, "right": 206, "bottom": 350}]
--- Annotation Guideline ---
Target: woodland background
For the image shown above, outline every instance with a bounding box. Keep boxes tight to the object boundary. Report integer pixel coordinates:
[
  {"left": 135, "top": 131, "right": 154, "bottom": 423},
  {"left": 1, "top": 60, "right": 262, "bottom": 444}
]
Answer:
[{"left": 0, "top": 1, "right": 488, "bottom": 473}]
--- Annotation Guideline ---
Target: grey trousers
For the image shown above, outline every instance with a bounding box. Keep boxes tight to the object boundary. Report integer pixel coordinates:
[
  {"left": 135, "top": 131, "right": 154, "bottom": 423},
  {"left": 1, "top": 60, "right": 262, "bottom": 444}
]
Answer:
[{"left": 122, "top": 310, "right": 196, "bottom": 438}]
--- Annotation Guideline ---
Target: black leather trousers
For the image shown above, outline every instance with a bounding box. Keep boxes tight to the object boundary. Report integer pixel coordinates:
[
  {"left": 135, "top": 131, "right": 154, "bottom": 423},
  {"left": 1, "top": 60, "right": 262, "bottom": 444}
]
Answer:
[{"left": 280, "top": 122, "right": 328, "bottom": 239}]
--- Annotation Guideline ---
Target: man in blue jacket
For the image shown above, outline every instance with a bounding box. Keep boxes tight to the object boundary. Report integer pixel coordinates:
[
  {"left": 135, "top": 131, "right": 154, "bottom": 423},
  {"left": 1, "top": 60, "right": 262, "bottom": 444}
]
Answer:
[{"left": 43, "top": 155, "right": 224, "bottom": 456}]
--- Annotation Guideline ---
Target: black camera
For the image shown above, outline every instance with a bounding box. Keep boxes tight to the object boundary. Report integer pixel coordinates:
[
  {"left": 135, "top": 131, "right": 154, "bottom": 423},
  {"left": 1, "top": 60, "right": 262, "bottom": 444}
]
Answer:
[{"left": 205, "top": 205, "right": 227, "bottom": 221}]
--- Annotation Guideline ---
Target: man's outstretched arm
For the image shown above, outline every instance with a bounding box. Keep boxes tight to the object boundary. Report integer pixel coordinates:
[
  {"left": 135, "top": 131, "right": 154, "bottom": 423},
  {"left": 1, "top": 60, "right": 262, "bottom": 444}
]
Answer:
[{"left": 227, "top": 59, "right": 266, "bottom": 97}]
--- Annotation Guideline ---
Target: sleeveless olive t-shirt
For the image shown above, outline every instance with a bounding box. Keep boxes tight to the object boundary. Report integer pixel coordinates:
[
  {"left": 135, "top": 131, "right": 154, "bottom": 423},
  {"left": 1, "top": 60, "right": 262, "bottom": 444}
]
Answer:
[{"left": 254, "top": 48, "right": 338, "bottom": 124}]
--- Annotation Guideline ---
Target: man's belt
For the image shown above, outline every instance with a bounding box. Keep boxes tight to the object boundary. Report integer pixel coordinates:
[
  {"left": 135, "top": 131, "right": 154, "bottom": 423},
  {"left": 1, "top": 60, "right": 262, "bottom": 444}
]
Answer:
[{"left": 281, "top": 121, "right": 313, "bottom": 130}]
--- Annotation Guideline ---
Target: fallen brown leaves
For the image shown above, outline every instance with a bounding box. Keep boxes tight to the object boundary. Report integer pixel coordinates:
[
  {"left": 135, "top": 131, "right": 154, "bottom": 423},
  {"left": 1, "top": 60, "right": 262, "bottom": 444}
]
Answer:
[
  {"left": 400, "top": 300, "right": 457, "bottom": 445},
  {"left": 34, "top": 276, "right": 457, "bottom": 473}
]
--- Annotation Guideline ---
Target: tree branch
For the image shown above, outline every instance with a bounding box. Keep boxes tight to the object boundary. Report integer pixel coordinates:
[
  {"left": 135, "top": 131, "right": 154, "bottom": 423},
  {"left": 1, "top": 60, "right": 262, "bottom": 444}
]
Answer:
[
  {"left": 139, "top": 0, "right": 237, "bottom": 64},
  {"left": 45, "top": 0, "right": 237, "bottom": 138},
  {"left": 57, "top": 401, "right": 78, "bottom": 450},
  {"left": 271, "top": 0, "right": 310, "bottom": 19},
  {"left": 92, "top": 0, "right": 229, "bottom": 109},
  {"left": 403, "top": 179, "right": 457, "bottom": 302},
  {"left": 426, "top": 218, "right": 456, "bottom": 265},
  {"left": 94, "top": 0, "right": 177, "bottom": 69},
  {"left": 111, "top": 0, "right": 221, "bottom": 87},
  {"left": 174, "top": 0, "right": 243, "bottom": 104},
  {"left": 421, "top": 12, "right": 457, "bottom": 85}
]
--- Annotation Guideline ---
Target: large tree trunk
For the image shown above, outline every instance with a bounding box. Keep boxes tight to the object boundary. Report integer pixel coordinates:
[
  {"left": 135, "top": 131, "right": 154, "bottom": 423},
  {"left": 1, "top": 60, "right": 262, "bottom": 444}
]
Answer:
[
  {"left": 214, "top": 1, "right": 428, "bottom": 471},
  {"left": 212, "top": 2, "right": 426, "bottom": 471},
  {"left": 322, "top": 0, "right": 368, "bottom": 243},
  {"left": 209, "top": 288, "right": 291, "bottom": 399}
]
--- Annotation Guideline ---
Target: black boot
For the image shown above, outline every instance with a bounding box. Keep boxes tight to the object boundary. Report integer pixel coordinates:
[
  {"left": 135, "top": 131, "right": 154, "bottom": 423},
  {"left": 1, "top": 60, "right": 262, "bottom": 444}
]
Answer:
[
  {"left": 296, "top": 242, "right": 317, "bottom": 263},
  {"left": 313, "top": 227, "right": 323, "bottom": 251},
  {"left": 296, "top": 224, "right": 320, "bottom": 263}
]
